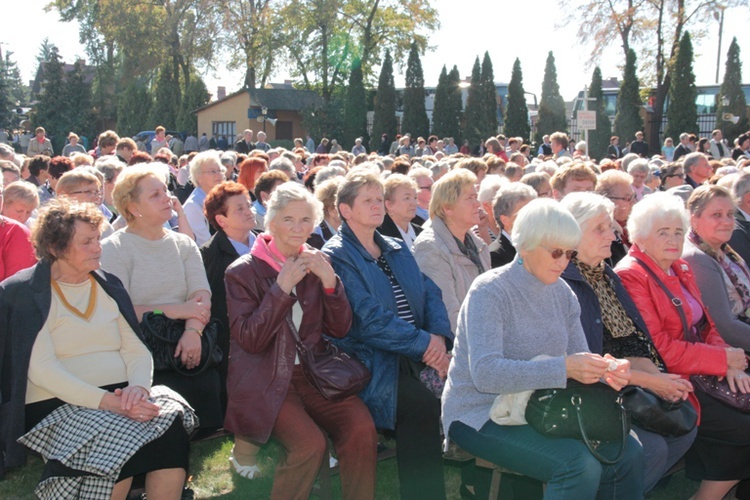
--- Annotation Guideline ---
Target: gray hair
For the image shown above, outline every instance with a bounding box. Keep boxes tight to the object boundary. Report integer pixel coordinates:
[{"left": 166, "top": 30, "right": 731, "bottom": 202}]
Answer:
[
  {"left": 520, "top": 172, "right": 550, "bottom": 193},
  {"left": 408, "top": 166, "right": 433, "bottom": 182},
  {"left": 679, "top": 132, "right": 689, "bottom": 141},
  {"left": 535, "top": 161, "right": 557, "bottom": 176},
  {"left": 621, "top": 153, "right": 640, "bottom": 173},
  {"left": 478, "top": 174, "right": 509, "bottom": 204},
  {"left": 627, "top": 158, "right": 649, "bottom": 176},
  {"left": 493, "top": 183, "right": 538, "bottom": 228},
  {"left": 683, "top": 152, "right": 706, "bottom": 174},
  {"left": 189, "top": 150, "right": 223, "bottom": 185},
  {"left": 95, "top": 156, "right": 125, "bottom": 183},
  {"left": 0, "top": 144, "right": 15, "bottom": 162},
  {"left": 266, "top": 181, "right": 324, "bottom": 229},
  {"left": 512, "top": 198, "right": 581, "bottom": 253},
  {"left": 559, "top": 192, "right": 615, "bottom": 230},
  {"left": 220, "top": 150, "right": 238, "bottom": 167},
  {"left": 733, "top": 171, "right": 750, "bottom": 205},
  {"left": 314, "top": 165, "right": 346, "bottom": 188},
  {"left": 595, "top": 170, "right": 633, "bottom": 197},
  {"left": 336, "top": 170, "right": 383, "bottom": 220},
  {"left": 269, "top": 157, "right": 297, "bottom": 180},
  {"left": 627, "top": 191, "right": 689, "bottom": 245}
]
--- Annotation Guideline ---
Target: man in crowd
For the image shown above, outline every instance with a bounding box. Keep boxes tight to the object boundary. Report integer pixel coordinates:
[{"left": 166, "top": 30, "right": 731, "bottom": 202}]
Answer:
[
  {"left": 352, "top": 138, "right": 367, "bottom": 156},
  {"left": 709, "top": 129, "right": 731, "bottom": 159},
  {"left": 116, "top": 138, "right": 137, "bottom": 164},
  {"left": 235, "top": 129, "right": 254, "bottom": 154},
  {"left": 255, "top": 132, "right": 271, "bottom": 152},
  {"left": 673, "top": 132, "right": 693, "bottom": 160},
  {"left": 184, "top": 133, "right": 199, "bottom": 154},
  {"left": 629, "top": 131, "right": 649, "bottom": 157},
  {"left": 537, "top": 135, "right": 552, "bottom": 156},
  {"left": 684, "top": 152, "right": 712, "bottom": 188},
  {"left": 550, "top": 132, "right": 572, "bottom": 160}
]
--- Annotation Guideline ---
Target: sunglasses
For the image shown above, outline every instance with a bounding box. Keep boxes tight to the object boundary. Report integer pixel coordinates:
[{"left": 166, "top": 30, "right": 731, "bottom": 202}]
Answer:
[{"left": 541, "top": 245, "right": 578, "bottom": 260}]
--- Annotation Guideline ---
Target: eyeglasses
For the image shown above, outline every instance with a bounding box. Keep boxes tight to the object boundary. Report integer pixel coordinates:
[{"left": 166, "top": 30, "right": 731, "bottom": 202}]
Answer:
[
  {"left": 541, "top": 245, "right": 578, "bottom": 260},
  {"left": 667, "top": 173, "right": 685, "bottom": 179},
  {"left": 70, "top": 189, "right": 100, "bottom": 197},
  {"left": 608, "top": 194, "right": 634, "bottom": 203},
  {"left": 419, "top": 186, "right": 432, "bottom": 191},
  {"left": 202, "top": 169, "right": 225, "bottom": 176}
]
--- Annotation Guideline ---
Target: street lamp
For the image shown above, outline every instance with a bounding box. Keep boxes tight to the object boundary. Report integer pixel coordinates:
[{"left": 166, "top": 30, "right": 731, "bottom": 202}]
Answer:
[
  {"left": 261, "top": 106, "right": 268, "bottom": 133},
  {"left": 714, "top": 7, "right": 725, "bottom": 84}
]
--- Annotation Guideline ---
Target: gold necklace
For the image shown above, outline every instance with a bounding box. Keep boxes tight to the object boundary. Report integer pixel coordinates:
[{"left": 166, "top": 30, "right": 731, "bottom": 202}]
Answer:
[{"left": 51, "top": 274, "right": 98, "bottom": 321}]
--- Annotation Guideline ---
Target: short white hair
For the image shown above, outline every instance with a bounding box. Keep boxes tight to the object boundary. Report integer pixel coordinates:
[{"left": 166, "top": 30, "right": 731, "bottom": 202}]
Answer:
[
  {"left": 512, "top": 198, "right": 581, "bottom": 253},
  {"left": 189, "top": 150, "right": 223, "bottom": 185},
  {"left": 627, "top": 158, "right": 650, "bottom": 175},
  {"left": 478, "top": 174, "right": 509, "bottom": 204},
  {"left": 314, "top": 165, "right": 346, "bottom": 188},
  {"left": 266, "top": 181, "right": 324, "bottom": 229},
  {"left": 627, "top": 191, "right": 689, "bottom": 245},
  {"left": 535, "top": 161, "right": 557, "bottom": 177},
  {"left": 221, "top": 150, "right": 238, "bottom": 167},
  {"left": 269, "top": 157, "right": 296, "bottom": 180},
  {"left": 493, "top": 183, "right": 537, "bottom": 226},
  {"left": 407, "top": 166, "right": 433, "bottom": 182},
  {"left": 559, "top": 192, "right": 614, "bottom": 230}
]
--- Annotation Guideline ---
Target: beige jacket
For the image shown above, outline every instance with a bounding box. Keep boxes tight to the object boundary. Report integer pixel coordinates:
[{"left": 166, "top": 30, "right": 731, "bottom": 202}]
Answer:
[{"left": 413, "top": 216, "right": 490, "bottom": 332}]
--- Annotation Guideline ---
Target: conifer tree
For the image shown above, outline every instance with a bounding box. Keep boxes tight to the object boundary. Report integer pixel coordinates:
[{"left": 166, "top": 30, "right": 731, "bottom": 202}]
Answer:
[
  {"left": 504, "top": 58, "right": 530, "bottom": 141},
  {"left": 177, "top": 74, "right": 210, "bottom": 134},
  {"left": 536, "top": 51, "right": 567, "bottom": 143},
  {"left": 464, "top": 57, "right": 484, "bottom": 148},
  {"left": 62, "top": 60, "right": 94, "bottom": 141},
  {"left": 481, "top": 51, "right": 498, "bottom": 138},
  {"left": 370, "top": 50, "right": 398, "bottom": 152},
  {"left": 613, "top": 49, "right": 643, "bottom": 144},
  {"left": 588, "top": 66, "right": 612, "bottom": 161},
  {"left": 117, "top": 81, "right": 153, "bottom": 137},
  {"left": 30, "top": 46, "right": 66, "bottom": 151},
  {"left": 447, "top": 65, "right": 463, "bottom": 143},
  {"left": 665, "top": 32, "right": 698, "bottom": 140},
  {"left": 431, "top": 65, "right": 450, "bottom": 138},
  {"left": 0, "top": 60, "right": 13, "bottom": 129},
  {"left": 401, "top": 42, "right": 429, "bottom": 139},
  {"left": 716, "top": 37, "right": 749, "bottom": 144},
  {"left": 343, "top": 59, "right": 368, "bottom": 149},
  {"left": 149, "top": 63, "right": 181, "bottom": 130}
]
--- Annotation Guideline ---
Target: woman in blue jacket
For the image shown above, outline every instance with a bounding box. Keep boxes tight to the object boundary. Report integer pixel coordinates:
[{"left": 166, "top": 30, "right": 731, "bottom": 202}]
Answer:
[{"left": 323, "top": 169, "right": 452, "bottom": 500}]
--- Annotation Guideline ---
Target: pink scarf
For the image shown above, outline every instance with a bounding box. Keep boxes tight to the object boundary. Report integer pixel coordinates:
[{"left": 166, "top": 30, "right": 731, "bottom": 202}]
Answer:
[{"left": 250, "top": 233, "right": 303, "bottom": 272}]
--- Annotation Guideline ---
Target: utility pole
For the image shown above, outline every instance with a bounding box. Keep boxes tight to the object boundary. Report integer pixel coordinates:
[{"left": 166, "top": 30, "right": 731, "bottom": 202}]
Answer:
[{"left": 715, "top": 7, "right": 725, "bottom": 84}]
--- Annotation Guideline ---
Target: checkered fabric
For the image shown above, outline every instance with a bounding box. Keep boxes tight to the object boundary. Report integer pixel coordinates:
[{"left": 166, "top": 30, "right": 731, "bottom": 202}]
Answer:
[{"left": 18, "top": 386, "right": 198, "bottom": 499}]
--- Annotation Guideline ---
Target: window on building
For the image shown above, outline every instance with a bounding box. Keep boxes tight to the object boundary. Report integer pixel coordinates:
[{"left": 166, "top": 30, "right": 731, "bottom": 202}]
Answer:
[
  {"left": 276, "top": 121, "right": 293, "bottom": 141},
  {"left": 212, "top": 122, "right": 236, "bottom": 139}
]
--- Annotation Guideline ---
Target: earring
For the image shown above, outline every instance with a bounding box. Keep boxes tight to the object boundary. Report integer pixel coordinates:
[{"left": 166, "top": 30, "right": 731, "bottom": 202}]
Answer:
[{"left": 516, "top": 257, "right": 523, "bottom": 265}]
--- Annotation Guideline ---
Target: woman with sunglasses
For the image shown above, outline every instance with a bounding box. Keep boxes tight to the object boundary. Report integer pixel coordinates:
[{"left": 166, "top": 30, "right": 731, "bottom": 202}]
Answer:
[
  {"left": 442, "top": 198, "right": 643, "bottom": 499},
  {"left": 660, "top": 164, "right": 687, "bottom": 191}
]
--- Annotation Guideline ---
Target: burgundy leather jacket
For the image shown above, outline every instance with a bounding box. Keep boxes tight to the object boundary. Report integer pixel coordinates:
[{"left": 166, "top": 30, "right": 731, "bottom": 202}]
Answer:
[{"left": 223, "top": 254, "right": 352, "bottom": 442}]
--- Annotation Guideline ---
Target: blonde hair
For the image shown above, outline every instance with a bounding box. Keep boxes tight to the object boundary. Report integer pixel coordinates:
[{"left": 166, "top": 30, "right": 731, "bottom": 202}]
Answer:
[
  {"left": 56, "top": 169, "right": 100, "bottom": 196},
  {"left": 113, "top": 163, "right": 167, "bottom": 222},
  {"left": 2, "top": 181, "right": 39, "bottom": 207},
  {"left": 429, "top": 168, "right": 477, "bottom": 220},
  {"left": 383, "top": 174, "right": 418, "bottom": 203}
]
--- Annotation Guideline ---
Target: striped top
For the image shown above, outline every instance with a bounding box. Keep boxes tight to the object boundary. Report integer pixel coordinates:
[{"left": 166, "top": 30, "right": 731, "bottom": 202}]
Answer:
[{"left": 376, "top": 256, "right": 415, "bottom": 325}]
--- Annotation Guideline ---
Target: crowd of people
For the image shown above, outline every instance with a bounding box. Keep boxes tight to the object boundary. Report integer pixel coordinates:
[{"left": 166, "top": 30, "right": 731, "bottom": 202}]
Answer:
[{"left": 2, "top": 122, "right": 750, "bottom": 500}]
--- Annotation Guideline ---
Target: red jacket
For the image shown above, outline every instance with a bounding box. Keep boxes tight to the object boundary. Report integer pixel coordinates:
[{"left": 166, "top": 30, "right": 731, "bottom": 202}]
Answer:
[
  {"left": 223, "top": 254, "right": 352, "bottom": 443},
  {"left": 616, "top": 244, "right": 730, "bottom": 419}
]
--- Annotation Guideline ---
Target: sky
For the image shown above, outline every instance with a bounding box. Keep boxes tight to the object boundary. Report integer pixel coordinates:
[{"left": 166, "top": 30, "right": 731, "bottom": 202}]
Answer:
[{"left": 3, "top": 0, "right": 749, "bottom": 103}]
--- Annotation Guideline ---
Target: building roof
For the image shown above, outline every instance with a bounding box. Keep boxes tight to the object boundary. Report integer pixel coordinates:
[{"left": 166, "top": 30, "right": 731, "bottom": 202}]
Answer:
[
  {"left": 31, "top": 60, "right": 96, "bottom": 96},
  {"left": 194, "top": 87, "right": 324, "bottom": 114}
]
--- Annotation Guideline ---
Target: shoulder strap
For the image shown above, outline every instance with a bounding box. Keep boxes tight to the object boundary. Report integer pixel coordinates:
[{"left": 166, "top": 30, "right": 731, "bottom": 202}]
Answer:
[{"left": 632, "top": 257, "right": 691, "bottom": 342}]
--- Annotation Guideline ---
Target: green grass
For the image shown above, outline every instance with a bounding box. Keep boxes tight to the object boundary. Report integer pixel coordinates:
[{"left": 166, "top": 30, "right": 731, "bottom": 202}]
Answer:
[{"left": 0, "top": 436, "right": 699, "bottom": 499}]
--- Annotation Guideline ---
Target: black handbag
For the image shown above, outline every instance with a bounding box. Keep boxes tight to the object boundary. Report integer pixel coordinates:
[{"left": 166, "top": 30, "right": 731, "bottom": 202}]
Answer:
[
  {"left": 633, "top": 257, "right": 750, "bottom": 413},
  {"left": 139, "top": 311, "right": 223, "bottom": 376},
  {"left": 621, "top": 386, "right": 697, "bottom": 436},
  {"left": 285, "top": 316, "right": 371, "bottom": 401},
  {"left": 525, "top": 380, "right": 631, "bottom": 464}
]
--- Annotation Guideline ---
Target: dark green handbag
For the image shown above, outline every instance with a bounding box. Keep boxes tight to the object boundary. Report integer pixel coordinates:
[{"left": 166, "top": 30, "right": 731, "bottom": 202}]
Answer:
[{"left": 525, "top": 380, "right": 631, "bottom": 464}]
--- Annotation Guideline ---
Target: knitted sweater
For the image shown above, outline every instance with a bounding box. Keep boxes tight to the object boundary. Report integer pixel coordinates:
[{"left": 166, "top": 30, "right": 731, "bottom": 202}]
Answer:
[{"left": 441, "top": 261, "right": 589, "bottom": 443}]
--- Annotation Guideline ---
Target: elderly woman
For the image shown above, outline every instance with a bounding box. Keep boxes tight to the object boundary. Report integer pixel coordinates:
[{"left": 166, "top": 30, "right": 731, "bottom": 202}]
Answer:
[
  {"left": 323, "top": 170, "right": 452, "bottom": 500},
  {"left": 560, "top": 192, "right": 697, "bottom": 494},
  {"left": 442, "top": 198, "right": 643, "bottom": 498},
  {"left": 615, "top": 191, "right": 750, "bottom": 500},
  {"left": 489, "top": 183, "right": 537, "bottom": 268},
  {"left": 100, "top": 164, "right": 223, "bottom": 432},
  {"left": 378, "top": 174, "right": 423, "bottom": 249},
  {"left": 56, "top": 169, "right": 115, "bottom": 238},
  {"left": 476, "top": 174, "right": 507, "bottom": 243},
  {"left": 224, "top": 182, "right": 376, "bottom": 498},
  {"left": 95, "top": 156, "right": 125, "bottom": 219},
  {"left": 520, "top": 171, "right": 552, "bottom": 198},
  {"left": 200, "top": 181, "right": 257, "bottom": 400},
  {"left": 595, "top": 170, "right": 635, "bottom": 267},
  {"left": 660, "top": 163, "right": 686, "bottom": 190},
  {"left": 682, "top": 185, "right": 750, "bottom": 352},
  {"left": 0, "top": 199, "right": 194, "bottom": 498},
  {"left": 1, "top": 180, "right": 39, "bottom": 226},
  {"left": 414, "top": 168, "right": 490, "bottom": 333},
  {"left": 308, "top": 177, "right": 343, "bottom": 249},
  {"left": 184, "top": 151, "right": 226, "bottom": 245},
  {"left": 0, "top": 181, "right": 37, "bottom": 281}
]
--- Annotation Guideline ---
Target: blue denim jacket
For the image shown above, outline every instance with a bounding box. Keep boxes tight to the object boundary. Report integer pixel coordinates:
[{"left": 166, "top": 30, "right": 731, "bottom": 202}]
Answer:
[{"left": 323, "top": 222, "right": 452, "bottom": 429}]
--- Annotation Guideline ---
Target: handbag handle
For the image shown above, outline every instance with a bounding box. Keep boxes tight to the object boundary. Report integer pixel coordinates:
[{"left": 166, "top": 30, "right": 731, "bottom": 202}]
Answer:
[
  {"left": 167, "top": 321, "right": 217, "bottom": 377},
  {"left": 573, "top": 398, "right": 629, "bottom": 465},
  {"left": 632, "top": 257, "right": 694, "bottom": 342}
]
